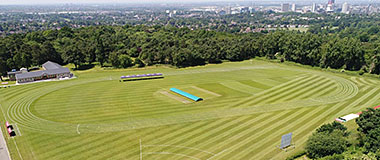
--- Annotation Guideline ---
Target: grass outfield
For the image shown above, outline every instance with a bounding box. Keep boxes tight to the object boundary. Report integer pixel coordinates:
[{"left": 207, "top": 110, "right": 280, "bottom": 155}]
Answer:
[{"left": 0, "top": 59, "right": 380, "bottom": 160}]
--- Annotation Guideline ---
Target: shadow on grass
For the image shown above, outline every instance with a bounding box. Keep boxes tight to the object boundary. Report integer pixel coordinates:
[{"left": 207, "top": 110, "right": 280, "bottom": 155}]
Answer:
[
  {"left": 120, "top": 77, "right": 164, "bottom": 82},
  {"left": 73, "top": 64, "right": 95, "bottom": 71},
  {"left": 28, "top": 67, "right": 40, "bottom": 72}
]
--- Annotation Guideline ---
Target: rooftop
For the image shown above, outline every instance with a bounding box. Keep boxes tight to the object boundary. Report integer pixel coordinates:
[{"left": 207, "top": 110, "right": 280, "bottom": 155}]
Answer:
[
  {"left": 42, "top": 61, "right": 63, "bottom": 70},
  {"left": 15, "top": 61, "right": 70, "bottom": 79},
  {"left": 15, "top": 68, "right": 70, "bottom": 79}
]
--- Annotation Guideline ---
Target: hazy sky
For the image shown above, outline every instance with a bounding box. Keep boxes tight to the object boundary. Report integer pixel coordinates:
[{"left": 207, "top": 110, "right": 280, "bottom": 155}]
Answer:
[
  {"left": 2, "top": 0, "right": 232, "bottom": 5},
  {"left": 0, "top": 0, "right": 376, "bottom": 5}
]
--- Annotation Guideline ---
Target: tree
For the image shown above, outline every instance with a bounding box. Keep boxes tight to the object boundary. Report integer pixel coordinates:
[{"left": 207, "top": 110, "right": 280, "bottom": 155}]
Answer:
[
  {"left": 41, "top": 41, "right": 62, "bottom": 64},
  {"left": 356, "top": 108, "right": 380, "bottom": 135},
  {"left": 305, "top": 130, "right": 350, "bottom": 159},
  {"left": 316, "top": 121, "right": 348, "bottom": 135},
  {"left": 368, "top": 47, "right": 380, "bottom": 74},
  {"left": 28, "top": 41, "right": 44, "bottom": 65},
  {"left": 14, "top": 44, "right": 32, "bottom": 69},
  {"left": 109, "top": 51, "right": 121, "bottom": 68},
  {"left": 58, "top": 37, "right": 85, "bottom": 69},
  {"left": 58, "top": 26, "right": 73, "bottom": 38},
  {"left": 0, "top": 57, "right": 7, "bottom": 81},
  {"left": 320, "top": 37, "right": 364, "bottom": 70},
  {"left": 305, "top": 121, "right": 351, "bottom": 159},
  {"left": 363, "top": 128, "right": 380, "bottom": 153},
  {"left": 118, "top": 54, "right": 133, "bottom": 68},
  {"left": 356, "top": 108, "right": 380, "bottom": 153},
  {"left": 94, "top": 26, "right": 115, "bottom": 66},
  {"left": 134, "top": 58, "right": 145, "bottom": 67}
]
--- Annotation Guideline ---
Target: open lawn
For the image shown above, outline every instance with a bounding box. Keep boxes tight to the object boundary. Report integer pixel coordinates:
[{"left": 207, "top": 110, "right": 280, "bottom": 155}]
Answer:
[{"left": 0, "top": 59, "right": 380, "bottom": 160}]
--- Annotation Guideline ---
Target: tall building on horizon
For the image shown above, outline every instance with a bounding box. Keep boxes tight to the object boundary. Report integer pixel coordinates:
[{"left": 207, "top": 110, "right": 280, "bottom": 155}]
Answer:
[
  {"left": 226, "top": 5, "right": 231, "bottom": 14},
  {"left": 326, "top": 0, "right": 335, "bottom": 12},
  {"left": 291, "top": 3, "right": 296, "bottom": 12},
  {"left": 312, "top": 3, "right": 317, "bottom": 12},
  {"left": 328, "top": 0, "right": 335, "bottom": 5},
  {"left": 342, "top": 2, "right": 349, "bottom": 14},
  {"left": 366, "top": 4, "right": 371, "bottom": 14},
  {"left": 281, "top": 3, "right": 290, "bottom": 12}
]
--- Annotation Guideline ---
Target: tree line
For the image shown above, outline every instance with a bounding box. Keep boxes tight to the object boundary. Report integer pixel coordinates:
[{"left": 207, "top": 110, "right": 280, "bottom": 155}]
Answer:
[{"left": 1, "top": 24, "right": 380, "bottom": 79}]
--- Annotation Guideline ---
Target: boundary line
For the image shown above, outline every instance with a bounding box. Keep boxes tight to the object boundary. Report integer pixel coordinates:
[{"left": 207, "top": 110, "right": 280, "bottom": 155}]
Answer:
[
  {"left": 207, "top": 149, "right": 228, "bottom": 160},
  {"left": 13, "top": 139, "right": 23, "bottom": 160},
  {"left": 76, "top": 124, "right": 80, "bottom": 135}
]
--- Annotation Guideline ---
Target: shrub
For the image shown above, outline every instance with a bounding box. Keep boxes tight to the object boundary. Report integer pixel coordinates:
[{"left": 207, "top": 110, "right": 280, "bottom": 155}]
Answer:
[
  {"left": 305, "top": 130, "right": 350, "bottom": 159},
  {"left": 316, "top": 121, "right": 349, "bottom": 136},
  {"left": 320, "top": 154, "right": 345, "bottom": 160},
  {"left": 118, "top": 54, "right": 133, "bottom": 68},
  {"left": 286, "top": 150, "right": 306, "bottom": 160},
  {"left": 134, "top": 58, "right": 145, "bottom": 67}
]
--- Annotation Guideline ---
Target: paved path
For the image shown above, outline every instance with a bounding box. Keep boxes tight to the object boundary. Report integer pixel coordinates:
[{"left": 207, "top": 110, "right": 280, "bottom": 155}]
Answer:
[{"left": 0, "top": 127, "right": 11, "bottom": 160}]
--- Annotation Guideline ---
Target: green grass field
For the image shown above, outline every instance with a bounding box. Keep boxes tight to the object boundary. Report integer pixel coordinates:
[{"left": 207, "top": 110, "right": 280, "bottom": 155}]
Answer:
[{"left": 1, "top": 59, "right": 380, "bottom": 160}]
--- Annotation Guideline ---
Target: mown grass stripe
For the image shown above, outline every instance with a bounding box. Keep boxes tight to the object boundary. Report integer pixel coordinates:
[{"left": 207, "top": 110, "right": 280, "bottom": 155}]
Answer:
[
  {"left": 166, "top": 109, "right": 297, "bottom": 159},
  {"left": 240, "top": 106, "right": 330, "bottom": 159},
  {"left": 258, "top": 87, "right": 379, "bottom": 159},
  {"left": 217, "top": 108, "right": 313, "bottom": 159},
  {"left": 240, "top": 75, "right": 321, "bottom": 107},
  {"left": 157, "top": 113, "right": 276, "bottom": 159},
  {"left": 253, "top": 76, "right": 326, "bottom": 104},
  {"left": 225, "top": 75, "right": 311, "bottom": 108},
  {"left": 123, "top": 119, "right": 221, "bottom": 158},
  {"left": 145, "top": 115, "right": 266, "bottom": 159},
  {"left": 58, "top": 134, "right": 130, "bottom": 159},
  {"left": 266, "top": 77, "right": 331, "bottom": 104},
  {"left": 281, "top": 80, "right": 334, "bottom": 102}
]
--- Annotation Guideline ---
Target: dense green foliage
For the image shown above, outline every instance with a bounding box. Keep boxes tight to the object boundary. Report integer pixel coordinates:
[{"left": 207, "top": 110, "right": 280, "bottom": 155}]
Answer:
[
  {"left": 2, "top": 24, "right": 380, "bottom": 80},
  {"left": 302, "top": 109, "right": 380, "bottom": 159},
  {"left": 306, "top": 131, "right": 349, "bottom": 159},
  {"left": 316, "top": 121, "right": 349, "bottom": 136},
  {"left": 305, "top": 122, "right": 350, "bottom": 159},
  {"left": 356, "top": 108, "right": 380, "bottom": 153}
]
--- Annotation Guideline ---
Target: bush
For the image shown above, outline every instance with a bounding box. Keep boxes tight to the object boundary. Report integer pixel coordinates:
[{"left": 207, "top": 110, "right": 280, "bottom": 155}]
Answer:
[
  {"left": 320, "top": 154, "right": 345, "bottom": 160},
  {"left": 109, "top": 51, "right": 120, "bottom": 67},
  {"left": 134, "top": 58, "right": 145, "bottom": 67},
  {"left": 286, "top": 150, "right": 306, "bottom": 160},
  {"left": 118, "top": 54, "right": 133, "bottom": 68},
  {"left": 316, "top": 121, "right": 349, "bottom": 136},
  {"left": 305, "top": 130, "right": 350, "bottom": 159},
  {"left": 359, "top": 70, "right": 365, "bottom": 75}
]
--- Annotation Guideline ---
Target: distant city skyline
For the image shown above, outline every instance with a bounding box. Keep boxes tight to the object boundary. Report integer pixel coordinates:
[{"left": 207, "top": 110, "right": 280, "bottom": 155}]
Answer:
[{"left": 2, "top": 0, "right": 380, "bottom": 5}]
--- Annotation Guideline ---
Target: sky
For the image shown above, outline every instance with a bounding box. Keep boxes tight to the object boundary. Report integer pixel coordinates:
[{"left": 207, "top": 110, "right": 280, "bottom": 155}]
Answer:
[
  {"left": 0, "top": 0, "right": 377, "bottom": 5},
  {"left": 1, "top": 0, "right": 230, "bottom": 5}
]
